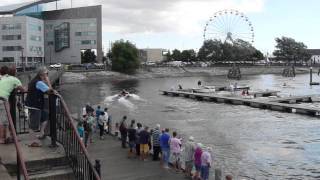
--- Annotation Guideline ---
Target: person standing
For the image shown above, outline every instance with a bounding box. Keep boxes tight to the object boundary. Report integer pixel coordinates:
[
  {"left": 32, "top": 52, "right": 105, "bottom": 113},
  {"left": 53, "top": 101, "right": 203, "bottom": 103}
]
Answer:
[
  {"left": 152, "top": 124, "right": 161, "bottom": 161},
  {"left": 184, "top": 136, "right": 195, "bottom": 178},
  {"left": 98, "top": 111, "right": 107, "bottom": 140},
  {"left": 95, "top": 105, "right": 102, "bottom": 132},
  {"left": 135, "top": 123, "right": 143, "bottom": 156},
  {"left": 169, "top": 131, "right": 182, "bottom": 172},
  {"left": 139, "top": 126, "right": 150, "bottom": 161},
  {"left": 119, "top": 116, "right": 128, "bottom": 148},
  {"left": 200, "top": 147, "right": 213, "bottom": 180},
  {"left": 127, "top": 123, "right": 137, "bottom": 158},
  {"left": 0, "top": 66, "right": 25, "bottom": 144},
  {"left": 160, "top": 128, "right": 170, "bottom": 169},
  {"left": 193, "top": 143, "right": 203, "bottom": 180},
  {"left": 26, "top": 67, "right": 55, "bottom": 147}
]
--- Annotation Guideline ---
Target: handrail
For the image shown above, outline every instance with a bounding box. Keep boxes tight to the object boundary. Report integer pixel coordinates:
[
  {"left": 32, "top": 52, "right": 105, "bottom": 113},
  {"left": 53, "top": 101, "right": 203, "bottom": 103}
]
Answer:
[
  {"left": 2, "top": 100, "right": 29, "bottom": 180},
  {"left": 55, "top": 94, "right": 101, "bottom": 180}
]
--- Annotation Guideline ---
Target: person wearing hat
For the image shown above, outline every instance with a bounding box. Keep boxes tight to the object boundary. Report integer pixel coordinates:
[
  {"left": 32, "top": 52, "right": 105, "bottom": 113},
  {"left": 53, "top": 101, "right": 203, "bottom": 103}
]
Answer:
[
  {"left": 184, "top": 136, "right": 195, "bottom": 178},
  {"left": 200, "top": 147, "right": 213, "bottom": 180},
  {"left": 26, "top": 67, "right": 56, "bottom": 147},
  {"left": 152, "top": 124, "right": 161, "bottom": 161}
]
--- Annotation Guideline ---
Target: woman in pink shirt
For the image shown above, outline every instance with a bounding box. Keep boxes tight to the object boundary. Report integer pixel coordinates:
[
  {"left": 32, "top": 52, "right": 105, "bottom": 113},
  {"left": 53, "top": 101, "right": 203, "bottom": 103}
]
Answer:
[{"left": 193, "top": 143, "right": 203, "bottom": 179}]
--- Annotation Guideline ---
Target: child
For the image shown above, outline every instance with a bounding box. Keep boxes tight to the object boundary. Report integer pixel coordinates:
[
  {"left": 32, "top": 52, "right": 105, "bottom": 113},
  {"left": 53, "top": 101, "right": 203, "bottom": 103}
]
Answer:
[{"left": 77, "top": 121, "right": 84, "bottom": 142}]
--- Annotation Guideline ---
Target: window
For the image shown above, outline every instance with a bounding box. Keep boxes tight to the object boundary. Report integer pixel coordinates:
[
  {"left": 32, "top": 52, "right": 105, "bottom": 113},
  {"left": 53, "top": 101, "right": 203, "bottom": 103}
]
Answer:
[
  {"left": 1, "top": 57, "right": 14, "bottom": 62},
  {"left": 29, "top": 46, "right": 42, "bottom": 53},
  {"left": 75, "top": 31, "right": 96, "bottom": 36},
  {"left": 2, "top": 24, "right": 22, "bottom": 30},
  {"left": 76, "top": 40, "right": 96, "bottom": 45},
  {"left": 47, "top": 41, "right": 54, "bottom": 45},
  {"left": 2, "top": 35, "right": 21, "bottom": 40},
  {"left": 29, "top": 24, "right": 41, "bottom": 31},
  {"left": 30, "top": 35, "right": 42, "bottom": 41},
  {"left": 54, "top": 22, "right": 70, "bottom": 52},
  {"left": 2, "top": 46, "right": 22, "bottom": 51}
]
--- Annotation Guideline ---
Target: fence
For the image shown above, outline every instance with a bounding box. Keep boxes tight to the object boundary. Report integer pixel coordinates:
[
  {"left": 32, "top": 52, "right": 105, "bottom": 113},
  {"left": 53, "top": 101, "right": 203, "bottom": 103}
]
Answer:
[
  {"left": 1, "top": 99, "right": 29, "bottom": 180},
  {"left": 11, "top": 92, "right": 101, "bottom": 180}
]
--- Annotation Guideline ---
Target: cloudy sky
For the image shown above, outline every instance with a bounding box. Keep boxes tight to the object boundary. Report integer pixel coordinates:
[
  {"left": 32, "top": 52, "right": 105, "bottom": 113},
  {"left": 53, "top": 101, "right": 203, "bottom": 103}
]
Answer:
[{"left": 2, "top": 0, "right": 320, "bottom": 54}]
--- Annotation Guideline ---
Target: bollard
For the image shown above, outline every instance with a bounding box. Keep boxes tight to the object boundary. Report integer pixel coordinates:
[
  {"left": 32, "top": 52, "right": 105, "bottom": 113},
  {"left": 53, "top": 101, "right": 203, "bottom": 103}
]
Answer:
[
  {"left": 310, "top": 67, "right": 313, "bottom": 85},
  {"left": 215, "top": 169, "right": 222, "bottom": 180},
  {"left": 94, "top": 159, "right": 101, "bottom": 177}
]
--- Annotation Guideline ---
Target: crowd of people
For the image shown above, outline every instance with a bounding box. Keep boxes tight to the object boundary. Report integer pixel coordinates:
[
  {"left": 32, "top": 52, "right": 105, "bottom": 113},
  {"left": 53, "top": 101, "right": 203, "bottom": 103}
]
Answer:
[{"left": 76, "top": 105, "right": 233, "bottom": 180}]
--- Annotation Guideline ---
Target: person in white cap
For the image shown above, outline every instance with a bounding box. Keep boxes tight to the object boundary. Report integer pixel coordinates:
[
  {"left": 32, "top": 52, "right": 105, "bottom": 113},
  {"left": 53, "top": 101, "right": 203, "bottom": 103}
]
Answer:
[
  {"left": 152, "top": 124, "right": 161, "bottom": 161},
  {"left": 200, "top": 147, "right": 213, "bottom": 180},
  {"left": 183, "top": 136, "right": 195, "bottom": 178},
  {"left": 193, "top": 143, "right": 203, "bottom": 179}
]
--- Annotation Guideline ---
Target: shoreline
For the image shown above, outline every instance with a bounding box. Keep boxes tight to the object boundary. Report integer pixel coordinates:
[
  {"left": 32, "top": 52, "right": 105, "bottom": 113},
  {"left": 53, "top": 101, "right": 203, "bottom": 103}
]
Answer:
[{"left": 61, "top": 66, "right": 310, "bottom": 83}]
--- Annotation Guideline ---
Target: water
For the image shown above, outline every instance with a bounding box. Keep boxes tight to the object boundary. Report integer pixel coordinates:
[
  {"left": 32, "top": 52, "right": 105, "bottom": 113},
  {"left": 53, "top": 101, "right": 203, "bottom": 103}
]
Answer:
[{"left": 60, "top": 73, "right": 320, "bottom": 179}]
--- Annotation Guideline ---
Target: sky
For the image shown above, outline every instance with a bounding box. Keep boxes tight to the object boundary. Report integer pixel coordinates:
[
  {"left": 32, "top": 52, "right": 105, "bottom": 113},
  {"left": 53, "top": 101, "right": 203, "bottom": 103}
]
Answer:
[{"left": 2, "top": 0, "right": 320, "bottom": 55}]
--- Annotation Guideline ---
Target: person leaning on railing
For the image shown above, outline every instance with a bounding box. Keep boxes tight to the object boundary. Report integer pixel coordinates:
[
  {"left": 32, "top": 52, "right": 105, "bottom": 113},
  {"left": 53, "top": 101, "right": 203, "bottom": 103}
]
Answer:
[
  {"left": 25, "top": 67, "right": 57, "bottom": 147},
  {"left": 0, "top": 66, "right": 25, "bottom": 144}
]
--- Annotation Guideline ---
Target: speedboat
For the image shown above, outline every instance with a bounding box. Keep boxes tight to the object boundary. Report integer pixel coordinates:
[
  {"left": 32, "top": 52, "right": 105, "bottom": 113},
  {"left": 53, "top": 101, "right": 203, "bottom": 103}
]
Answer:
[{"left": 192, "top": 86, "right": 216, "bottom": 93}]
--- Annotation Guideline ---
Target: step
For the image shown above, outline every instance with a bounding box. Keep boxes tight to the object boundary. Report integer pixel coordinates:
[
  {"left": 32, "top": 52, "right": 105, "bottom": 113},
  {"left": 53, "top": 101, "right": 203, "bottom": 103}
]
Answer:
[
  {"left": 0, "top": 164, "right": 14, "bottom": 180},
  {"left": 29, "top": 166, "right": 75, "bottom": 180}
]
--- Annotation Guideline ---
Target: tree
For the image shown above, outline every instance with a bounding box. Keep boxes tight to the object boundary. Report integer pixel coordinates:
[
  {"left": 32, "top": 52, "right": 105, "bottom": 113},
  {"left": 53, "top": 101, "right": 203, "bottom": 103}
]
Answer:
[
  {"left": 198, "top": 39, "right": 263, "bottom": 64},
  {"left": 109, "top": 40, "right": 140, "bottom": 74},
  {"left": 81, "top": 49, "right": 96, "bottom": 64},
  {"left": 198, "top": 39, "right": 224, "bottom": 62},
  {"left": 171, "top": 49, "right": 182, "bottom": 61},
  {"left": 273, "top": 36, "right": 311, "bottom": 65},
  {"left": 181, "top": 49, "right": 197, "bottom": 63}
]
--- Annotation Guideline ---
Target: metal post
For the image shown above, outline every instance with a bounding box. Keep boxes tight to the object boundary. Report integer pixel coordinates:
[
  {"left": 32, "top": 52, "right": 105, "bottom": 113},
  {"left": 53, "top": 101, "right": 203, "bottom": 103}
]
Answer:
[
  {"left": 17, "top": 151, "right": 21, "bottom": 180},
  {"left": 9, "top": 92, "right": 17, "bottom": 130},
  {"left": 215, "top": 169, "right": 222, "bottom": 180},
  {"left": 310, "top": 67, "right": 313, "bottom": 85},
  {"left": 94, "top": 159, "right": 101, "bottom": 177},
  {"left": 49, "top": 94, "right": 57, "bottom": 147}
]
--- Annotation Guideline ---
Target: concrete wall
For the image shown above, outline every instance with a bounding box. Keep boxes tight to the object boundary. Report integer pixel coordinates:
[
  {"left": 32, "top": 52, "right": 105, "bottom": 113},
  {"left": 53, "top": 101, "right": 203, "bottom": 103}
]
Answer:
[{"left": 43, "top": 6, "right": 102, "bottom": 64}]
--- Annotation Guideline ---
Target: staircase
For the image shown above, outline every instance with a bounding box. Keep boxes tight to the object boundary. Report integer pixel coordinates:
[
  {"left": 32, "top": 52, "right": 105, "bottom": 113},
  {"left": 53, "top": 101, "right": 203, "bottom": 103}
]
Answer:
[{"left": 0, "top": 134, "right": 75, "bottom": 180}]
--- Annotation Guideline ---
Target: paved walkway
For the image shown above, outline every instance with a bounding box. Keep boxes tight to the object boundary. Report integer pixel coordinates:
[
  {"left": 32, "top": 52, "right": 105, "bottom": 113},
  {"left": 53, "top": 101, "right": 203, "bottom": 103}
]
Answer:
[{"left": 88, "top": 135, "right": 187, "bottom": 180}]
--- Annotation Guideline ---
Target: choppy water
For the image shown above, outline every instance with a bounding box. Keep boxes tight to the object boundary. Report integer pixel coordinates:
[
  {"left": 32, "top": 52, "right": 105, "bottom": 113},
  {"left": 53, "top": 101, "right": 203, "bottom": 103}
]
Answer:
[{"left": 60, "top": 73, "right": 320, "bottom": 179}]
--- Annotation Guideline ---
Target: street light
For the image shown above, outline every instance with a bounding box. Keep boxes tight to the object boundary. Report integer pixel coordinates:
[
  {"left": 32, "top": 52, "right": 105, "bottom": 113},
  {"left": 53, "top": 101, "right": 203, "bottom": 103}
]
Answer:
[{"left": 20, "top": 47, "right": 25, "bottom": 72}]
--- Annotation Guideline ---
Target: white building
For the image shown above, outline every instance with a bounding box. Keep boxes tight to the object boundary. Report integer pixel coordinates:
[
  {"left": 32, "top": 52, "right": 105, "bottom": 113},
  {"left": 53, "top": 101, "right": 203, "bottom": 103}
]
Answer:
[
  {"left": 307, "top": 49, "right": 320, "bottom": 64},
  {"left": 0, "top": 0, "right": 102, "bottom": 66},
  {"left": 139, "top": 48, "right": 168, "bottom": 64},
  {"left": 0, "top": 16, "right": 44, "bottom": 66}
]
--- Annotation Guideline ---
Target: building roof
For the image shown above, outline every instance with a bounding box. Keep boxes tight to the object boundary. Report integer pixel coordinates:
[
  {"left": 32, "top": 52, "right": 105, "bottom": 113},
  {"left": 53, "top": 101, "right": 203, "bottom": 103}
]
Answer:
[
  {"left": 0, "top": 0, "right": 58, "bottom": 15},
  {"left": 307, "top": 49, "right": 320, "bottom": 55}
]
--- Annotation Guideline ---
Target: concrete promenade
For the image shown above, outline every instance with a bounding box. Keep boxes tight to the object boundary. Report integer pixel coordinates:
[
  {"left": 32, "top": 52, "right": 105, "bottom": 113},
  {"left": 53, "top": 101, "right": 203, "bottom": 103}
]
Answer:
[{"left": 88, "top": 134, "right": 186, "bottom": 180}]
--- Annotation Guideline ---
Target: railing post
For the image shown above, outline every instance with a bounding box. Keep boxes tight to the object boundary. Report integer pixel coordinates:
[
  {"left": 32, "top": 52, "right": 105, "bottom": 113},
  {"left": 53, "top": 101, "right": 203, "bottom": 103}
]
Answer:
[
  {"left": 94, "top": 159, "right": 101, "bottom": 178},
  {"left": 17, "top": 152, "right": 21, "bottom": 180},
  {"left": 9, "top": 92, "right": 16, "bottom": 130},
  {"left": 215, "top": 169, "right": 222, "bottom": 180},
  {"left": 49, "top": 94, "right": 57, "bottom": 147}
]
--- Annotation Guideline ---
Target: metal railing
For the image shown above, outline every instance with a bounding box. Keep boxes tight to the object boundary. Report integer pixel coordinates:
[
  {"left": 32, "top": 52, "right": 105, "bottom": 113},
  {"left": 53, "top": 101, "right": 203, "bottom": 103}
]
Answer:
[
  {"left": 49, "top": 94, "right": 101, "bottom": 180},
  {"left": 12, "top": 92, "right": 100, "bottom": 180},
  {"left": 2, "top": 99, "right": 29, "bottom": 180}
]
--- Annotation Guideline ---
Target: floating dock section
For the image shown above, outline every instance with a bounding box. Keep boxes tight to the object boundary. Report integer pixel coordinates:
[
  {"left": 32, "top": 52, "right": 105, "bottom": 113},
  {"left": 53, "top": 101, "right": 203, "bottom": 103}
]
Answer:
[{"left": 162, "top": 90, "right": 320, "bottom": 117}]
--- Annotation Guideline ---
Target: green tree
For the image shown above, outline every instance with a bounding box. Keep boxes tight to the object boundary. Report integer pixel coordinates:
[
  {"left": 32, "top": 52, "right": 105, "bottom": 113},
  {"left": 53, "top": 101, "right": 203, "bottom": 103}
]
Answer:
[
  {"left": 198, "top": 39, "right": 223, "bottom": 62},
  {"left": 110, "top": 40, "right": 139, "bottom": 74},
  {"left": 273, "top": 36, "right": 311, "bottom": 65},
  {"left": 181, "top": 49, "right": 197, "bottom": 63},
  {"left": 81, "top": 49, "right": 96, "bottom": 64},
  {"left": 171, "top": 49, "right": 182, "bottom": 61}
]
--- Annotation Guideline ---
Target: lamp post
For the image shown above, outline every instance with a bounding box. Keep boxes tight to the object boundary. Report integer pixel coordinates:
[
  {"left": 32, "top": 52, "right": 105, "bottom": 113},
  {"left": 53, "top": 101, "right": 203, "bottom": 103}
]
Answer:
[{"left": 20, "top": 47, "right": 25, "bottom": 72}]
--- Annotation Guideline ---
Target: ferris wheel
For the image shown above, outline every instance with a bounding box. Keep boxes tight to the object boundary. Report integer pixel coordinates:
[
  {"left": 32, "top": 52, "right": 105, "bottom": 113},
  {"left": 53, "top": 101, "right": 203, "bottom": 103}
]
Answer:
[{"left": 203, "top": 9, "right": 254, "bottom": 44}]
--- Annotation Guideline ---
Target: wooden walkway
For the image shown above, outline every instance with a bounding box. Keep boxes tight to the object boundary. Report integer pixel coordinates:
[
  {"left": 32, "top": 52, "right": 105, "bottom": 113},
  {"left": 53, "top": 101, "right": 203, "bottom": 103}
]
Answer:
[{"left": 162, "top": 90, "right": 320, "bottom": 117}]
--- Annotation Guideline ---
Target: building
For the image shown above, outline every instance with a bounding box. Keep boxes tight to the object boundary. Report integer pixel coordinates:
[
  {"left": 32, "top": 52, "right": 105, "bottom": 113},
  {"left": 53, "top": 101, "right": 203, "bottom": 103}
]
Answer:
[
  {"left": 307, "top": 49, "right": 320, "bottom": 64},
  {"left": 0, "top": 0, "right": 102, "bottom": 66},
  {"left": 139, "top": 48, "right": 168, "bottom": 64}
]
